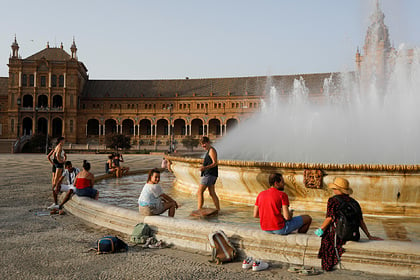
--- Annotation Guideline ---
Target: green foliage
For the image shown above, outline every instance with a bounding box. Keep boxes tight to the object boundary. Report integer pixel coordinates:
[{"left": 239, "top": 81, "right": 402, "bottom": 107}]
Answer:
[
  {"left": 181, "top": 136, "right": 200, "bottom": 152},
  {"left": 105, "top": 134, "right": 132, "bottom": 150}
]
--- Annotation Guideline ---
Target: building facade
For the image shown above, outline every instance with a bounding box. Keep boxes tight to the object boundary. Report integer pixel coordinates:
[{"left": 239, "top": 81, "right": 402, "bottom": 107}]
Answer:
[
  {"left": 0, "top": 2, "right": 402, "bottom": 152},
  {"left": 0, "top": 38, "right": 331, "bottom": 152}
]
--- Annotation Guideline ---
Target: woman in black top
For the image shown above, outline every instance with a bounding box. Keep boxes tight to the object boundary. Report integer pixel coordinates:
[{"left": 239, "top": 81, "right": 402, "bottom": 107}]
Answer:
[{"left": 197, "top": 136, "right": 220, "bottom": 211}]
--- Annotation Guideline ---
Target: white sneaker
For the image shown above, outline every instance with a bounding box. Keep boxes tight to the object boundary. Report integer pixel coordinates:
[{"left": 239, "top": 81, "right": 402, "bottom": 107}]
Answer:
[
  {"left": 252, "top": 260, "right": 269, "bottom": 271},
  {"left": 47, "top": 203, "right": 59, "bottom": 210},
  {"left": 242, "top": 257, "right": 253, "bottom": 269}
]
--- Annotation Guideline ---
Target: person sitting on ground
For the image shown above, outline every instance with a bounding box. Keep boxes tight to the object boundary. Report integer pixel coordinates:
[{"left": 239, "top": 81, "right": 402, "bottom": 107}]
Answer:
[
  {"left": 316, "top": 177, "right": 383, "bottom": 271},
  {"left": 112, "top": 153, "right": 130, "bottom": 178},
  {"left": 48, "top": 161, "right": 80, "bottom": 212},
  {"left": 138, "top": 168, "right": 178, "bottom": 217},
  {"left": 74, "top": 160, "right": 99, "bottom": 200},
  {"left": 254, "top": 173, "right": 312, "bottom": 235}
]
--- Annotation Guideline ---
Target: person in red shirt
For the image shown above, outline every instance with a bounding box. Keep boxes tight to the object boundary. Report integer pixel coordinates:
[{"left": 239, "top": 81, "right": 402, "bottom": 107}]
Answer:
[{"left": 254, "top": 173, "right": 312, "bottom": 234}]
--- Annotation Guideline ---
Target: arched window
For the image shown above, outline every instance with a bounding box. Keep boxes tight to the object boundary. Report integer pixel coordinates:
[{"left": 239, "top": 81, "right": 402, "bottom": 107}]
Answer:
[
  {"left": 22, "top": 94, "right": 33, "bottom": 107},
  {"left": 52, "top": 95, "right": 63, "bottom": 108},
  {"left": 29, "top": 74, "right": 34, "bottom": 86}
]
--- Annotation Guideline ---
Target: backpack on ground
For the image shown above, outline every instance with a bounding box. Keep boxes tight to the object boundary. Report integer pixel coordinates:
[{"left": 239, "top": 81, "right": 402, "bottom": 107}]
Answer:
[
  {"left": 208, "top": 230, "right": 236, "bottom": 265},
  {"left": 334, "top": 195, "right": 362, "bottom": 242},
  {"left": 91, "top": 236, "right": 128, "bottom": 254},
  {"left": 130, "top": 223, "right": 152, "bottom": 244}
]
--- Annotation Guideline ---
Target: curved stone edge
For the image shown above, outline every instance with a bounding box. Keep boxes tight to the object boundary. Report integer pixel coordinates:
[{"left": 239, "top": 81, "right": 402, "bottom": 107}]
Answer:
[
  {"left": 64, "top": 195, "right": 420, "bottom": 277},
  {"left": 166, "top": 155, "right": 420, "bottom": 173}
]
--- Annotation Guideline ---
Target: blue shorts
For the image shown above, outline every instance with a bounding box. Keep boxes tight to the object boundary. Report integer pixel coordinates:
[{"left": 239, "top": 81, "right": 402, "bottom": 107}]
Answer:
[
  {"left": 265, "top": 216, "right": 304, "bottom": 235},
  {"left": 75, "top": 188, "right": 98, "bottom": 199},
  {"left": 201, "top": 175, "right": 217, "bottom": 186}
]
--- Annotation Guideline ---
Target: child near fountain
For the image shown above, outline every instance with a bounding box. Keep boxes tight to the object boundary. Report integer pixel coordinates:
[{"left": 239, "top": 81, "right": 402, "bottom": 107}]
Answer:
[{"left": 138, "top": 168, "right": 178, "bottom": 217}]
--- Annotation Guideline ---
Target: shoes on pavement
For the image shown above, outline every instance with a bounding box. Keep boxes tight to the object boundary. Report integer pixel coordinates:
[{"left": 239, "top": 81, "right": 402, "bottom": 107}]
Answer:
[
  {"left": 252, "top": 259, "right": 269, "bottom": 271},
  {"left": 47, "top": 203, "right": 59, "bottom": 210},
  {"left": 242, "top": 257, "right": 254, "bottom": 269}
]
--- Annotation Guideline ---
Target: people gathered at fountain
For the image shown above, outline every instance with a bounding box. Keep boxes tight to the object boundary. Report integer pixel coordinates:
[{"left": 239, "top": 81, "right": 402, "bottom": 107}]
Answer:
[
  {"left": 315, "top": 177, "right": 383, "bottom": 271},
  {"left": 138, "top": 168, "right": 178, "bottom": 217},
  {"left": 74, "top": 160, "right": 99, "bottom": 200},
  {"left": 254, "top": 173, "right": 312, "bottom": 235},
  {"left": 197, "top": 136, "right": 220, "bottom": 212}
]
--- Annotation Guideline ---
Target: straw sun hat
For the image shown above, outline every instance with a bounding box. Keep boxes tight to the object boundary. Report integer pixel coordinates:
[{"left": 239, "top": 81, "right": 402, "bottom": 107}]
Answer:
[{"left": 328, "top": 177, "right": 353, "bottom": 195}]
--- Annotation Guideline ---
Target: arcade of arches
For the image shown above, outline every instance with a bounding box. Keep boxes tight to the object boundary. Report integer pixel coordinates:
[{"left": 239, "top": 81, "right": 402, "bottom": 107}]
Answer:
[{"left": 86, "top": 117, "right": 239, "bottom": 143}]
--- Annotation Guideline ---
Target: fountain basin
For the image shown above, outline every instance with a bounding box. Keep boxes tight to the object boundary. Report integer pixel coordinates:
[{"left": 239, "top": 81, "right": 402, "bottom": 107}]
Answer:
[
  {"left": 167, "top": 155, "right": 420, "bottom": 217},
  {"left": 63, "top": 194, "right": 420, "bottom": 277}
]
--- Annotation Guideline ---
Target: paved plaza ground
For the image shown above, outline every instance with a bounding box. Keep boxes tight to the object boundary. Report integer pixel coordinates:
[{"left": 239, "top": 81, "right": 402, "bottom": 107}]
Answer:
[{"left": 0, "top": 153, "right": 416, "bottom": 279}]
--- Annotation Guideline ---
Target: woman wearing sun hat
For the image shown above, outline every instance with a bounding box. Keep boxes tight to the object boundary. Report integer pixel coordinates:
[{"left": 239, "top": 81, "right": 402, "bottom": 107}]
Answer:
[{"left": 316, "top": 177, "right": 383, "bottom": 271}]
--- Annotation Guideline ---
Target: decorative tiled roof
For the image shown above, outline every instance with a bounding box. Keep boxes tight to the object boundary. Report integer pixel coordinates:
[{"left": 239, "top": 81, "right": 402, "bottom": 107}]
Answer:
[
  {"left": 82, "top": 72, "right": 337, "bottom": 99},
  {"left": 0, "top": 77, "right": 8, "bottom": 96},
  {"left": 25, "top": 47, "right": 72, "bottom": 61}
]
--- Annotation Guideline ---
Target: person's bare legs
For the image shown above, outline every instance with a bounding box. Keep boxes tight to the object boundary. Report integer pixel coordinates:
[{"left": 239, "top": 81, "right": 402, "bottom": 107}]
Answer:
[
  {"left": 53, "top": 169, "right": 63, "bottom": 188},
  {"left": 162, "top": 201, "right": 176, "bottom": 217},
  {"left": 59, "top": 189, "right": 74, "bottom": 209},
  {"left": 298, "top": 215, "right": 312, "bottom": 233},
  {"left": 197, "top": 184, "right": 207, "bottom": 210},
  {"left": 52, "top": 185, "right": 59, "bottom": 205},
  {"left": 208, "top": 185, "right": 220, "bottom": 211}
]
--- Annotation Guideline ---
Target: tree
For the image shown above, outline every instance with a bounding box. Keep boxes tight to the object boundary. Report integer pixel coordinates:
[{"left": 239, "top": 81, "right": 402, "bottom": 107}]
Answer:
[
  {"left": 105, "top": 134, "right": 131, "bottom": 150},
  {"left": 181, "top": 136, "right": 200, "bottom": 152}
]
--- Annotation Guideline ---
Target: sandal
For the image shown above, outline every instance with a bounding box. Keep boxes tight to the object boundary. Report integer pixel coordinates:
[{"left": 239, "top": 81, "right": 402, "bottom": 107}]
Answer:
[
  {"left": 287, "top": 266, "right": 303, "bottom": 273},
  {"left": 148, "top": 240, "right": 168, "bottom": 249},
  {"left": 298, "top": 267, "right": 322, "bottom": 276}
]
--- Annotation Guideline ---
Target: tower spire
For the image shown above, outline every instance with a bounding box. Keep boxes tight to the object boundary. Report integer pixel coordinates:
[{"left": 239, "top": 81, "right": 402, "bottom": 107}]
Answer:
[
  {"left": 70, "top": 36, "right": 78, "bottom": 59},
  {"left": 11, "top": 34, "right": 19, "bottom": 58}
]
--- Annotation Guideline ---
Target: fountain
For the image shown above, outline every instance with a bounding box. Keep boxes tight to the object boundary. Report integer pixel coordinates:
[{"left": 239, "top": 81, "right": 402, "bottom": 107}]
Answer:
[
  {"left": 62, "top": 3, "right": 420, "bottom": 276},
  {"left": 167, "top": 2, "right": 420, "bottom": 217}
]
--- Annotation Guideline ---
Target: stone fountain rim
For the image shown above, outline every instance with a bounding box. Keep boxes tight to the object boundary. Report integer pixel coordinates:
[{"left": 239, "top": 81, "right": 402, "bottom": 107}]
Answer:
[{"left": 166, "top": 155, "right": 420, "bottom": 173}]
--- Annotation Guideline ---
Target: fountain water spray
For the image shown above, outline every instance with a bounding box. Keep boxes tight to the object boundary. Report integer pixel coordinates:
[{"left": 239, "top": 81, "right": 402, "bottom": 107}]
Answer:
[{"left": 217, "top": 4, "right": 420, "bottom": 165}]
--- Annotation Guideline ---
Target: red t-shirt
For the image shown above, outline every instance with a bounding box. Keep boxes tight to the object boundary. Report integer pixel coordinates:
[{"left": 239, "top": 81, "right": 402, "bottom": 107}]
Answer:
[{"left": 255, "top": 187, "right": 289, "bottom": 231}]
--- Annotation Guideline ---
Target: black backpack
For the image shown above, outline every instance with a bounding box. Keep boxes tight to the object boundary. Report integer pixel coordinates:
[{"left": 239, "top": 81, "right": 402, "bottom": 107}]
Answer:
[
  {"left": 91, "top": 236, "right": 128, "bottom": 254},
  {"left": 334, "top": 195, "right": 361, "bottom": 242}
]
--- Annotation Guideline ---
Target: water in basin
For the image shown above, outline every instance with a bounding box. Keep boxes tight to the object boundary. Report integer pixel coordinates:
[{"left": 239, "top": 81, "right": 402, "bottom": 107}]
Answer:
[{"left": 96, "top": 172, "right": 260, "bottom": 227}]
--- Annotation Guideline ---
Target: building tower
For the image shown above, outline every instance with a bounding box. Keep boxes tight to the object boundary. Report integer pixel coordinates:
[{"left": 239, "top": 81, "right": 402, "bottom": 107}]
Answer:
[
  {"left": 356, "top": 0, "right": 393, "bottom": 92},
  {"left": 11, "top": 35, "right": 19, "bottom": 58},
  {"left": 70, "top": 38, "right": 77, "bottom": 59}
]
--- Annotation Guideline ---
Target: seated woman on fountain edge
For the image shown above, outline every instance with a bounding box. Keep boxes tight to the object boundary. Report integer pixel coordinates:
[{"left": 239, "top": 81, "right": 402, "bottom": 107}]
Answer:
[{"left": 138, "top": 168, "right": 178, "bottom": 217}]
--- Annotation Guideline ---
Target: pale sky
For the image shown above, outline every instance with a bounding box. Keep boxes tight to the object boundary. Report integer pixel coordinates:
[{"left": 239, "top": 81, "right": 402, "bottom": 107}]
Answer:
[{"left": 0, "top": 0, "right": 419, "bottom": 80}]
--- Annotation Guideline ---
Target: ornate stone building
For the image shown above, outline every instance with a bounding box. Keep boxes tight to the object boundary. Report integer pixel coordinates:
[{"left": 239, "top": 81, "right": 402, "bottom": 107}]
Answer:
[{"left": 0, "top": 37, "right": 332, "bottom": 152}]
